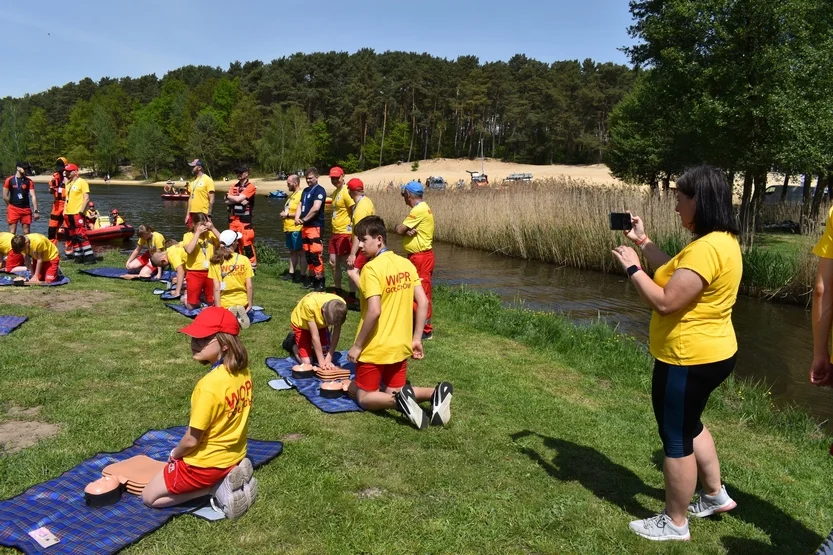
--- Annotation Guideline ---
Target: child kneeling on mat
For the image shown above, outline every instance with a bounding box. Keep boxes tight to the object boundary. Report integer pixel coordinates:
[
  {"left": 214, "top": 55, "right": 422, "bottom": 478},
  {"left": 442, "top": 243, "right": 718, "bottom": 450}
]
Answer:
[
  {"left": 143, "top": 307, "right": 257, "bottom": 520},
  {"left": 284, "top": 292, "right": 347, "bottom": 370},
  {"left": 182, "top": 214, "right": 220, "bottom": 309},
  {"left": 210, "top": 230, "right": 254, "bottom": 326},
  {"left": 127, "top": 224, "right": 166, "bottom": 280},
  {"left": 151, "top": 239, "right": 187, "bottom": 299},
  {"left": 345, "top": 216, "right": 452, "bottom": 430},
  {"left": 11, "top": 233, "right": 61, "bottom": 284}
]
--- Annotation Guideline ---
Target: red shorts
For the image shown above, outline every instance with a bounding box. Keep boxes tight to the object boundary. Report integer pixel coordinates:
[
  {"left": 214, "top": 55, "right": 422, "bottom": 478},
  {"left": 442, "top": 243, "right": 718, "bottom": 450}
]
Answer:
[
  {"left": 353, "top": 252, "right": 368, "bottom": 271},
  {"left": 5, "top": 251, "right": 24, "bottom": 271},
  {"left": 186, "top": 269, "right": 214, "bottom": 306},
  {"left": 329, "top": 233, "right": 352, "bottom": 256},
  {"left": 163, "top": 458, "right": 234, "bottom": 495},
  {"left": 292, "top": 324, "right": 330, "bottom": 360},
  {"left": 37, "top": 257, "right": 61, "bottom": 283},
  {"left": 7, "top": 205, "right": 32, "bottom": 225},
  {"left": 355, "top": 359, "right": 408, "bottom": 392},
  {"left": 136, "top": 252, "right": 155, "bottom": 272}
]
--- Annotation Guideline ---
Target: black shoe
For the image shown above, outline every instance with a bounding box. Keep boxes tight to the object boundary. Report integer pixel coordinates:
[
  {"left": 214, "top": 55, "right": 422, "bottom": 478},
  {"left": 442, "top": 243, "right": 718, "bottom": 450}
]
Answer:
[
  {"left": 347, "top": 299, "right": 360, "bottom": 312},
  {"left": 292, "top": 273, "right": 302, "bottom": 283},
  {"left": 83, "top": 254, "right": 98, "bottom": 265},
  {"left": 313, "top": 278, "right": 325, "bottom": 292},
  {"left": 281, "top": 273, "right": 294, "bottom": 282},
  {"left": 333, "top": 287, "right": 345, "bottom": 297},
  {"left": 394, "top": 385, "right": 428, "bottom": 430},
  {"left": 422, "top": 331, "right": 434, "bottom": 341},
  {"left": 304, "top": 277, "right": 315, "bottom": 289},
  {"left": 281, "top": 332, "right": 295, "bottom": 355},
  {"left": 429, "top": 382, "right": 453, "bottom": 426}
]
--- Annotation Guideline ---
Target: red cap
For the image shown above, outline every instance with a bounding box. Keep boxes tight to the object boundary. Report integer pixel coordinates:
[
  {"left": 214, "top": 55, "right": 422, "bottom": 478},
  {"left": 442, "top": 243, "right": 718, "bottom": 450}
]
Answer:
[
  {"left": 347, "top": 178, "right": 364, "bottom": 191},
  {"left": 329, "top": 166, "right": 344, "bottom": 178},
  {"left": 65, "top": 163, "right": 79, "bottom": 171},
  {"left": 179, "top": 306, "right": 240, "bottom": 338}
]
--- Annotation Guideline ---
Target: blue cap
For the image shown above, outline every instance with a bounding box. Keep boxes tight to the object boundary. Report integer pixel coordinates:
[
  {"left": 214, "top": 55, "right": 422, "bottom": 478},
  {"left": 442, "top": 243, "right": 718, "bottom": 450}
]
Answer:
[{"left": 401, "top": 181, "right": 424, "bottom": 196}]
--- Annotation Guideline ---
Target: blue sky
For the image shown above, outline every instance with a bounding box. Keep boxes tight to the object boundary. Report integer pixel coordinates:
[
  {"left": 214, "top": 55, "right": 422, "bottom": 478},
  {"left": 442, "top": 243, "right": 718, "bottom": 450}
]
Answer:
[{"left": 0, "top": 0, "right": 635, "bottom": 98}]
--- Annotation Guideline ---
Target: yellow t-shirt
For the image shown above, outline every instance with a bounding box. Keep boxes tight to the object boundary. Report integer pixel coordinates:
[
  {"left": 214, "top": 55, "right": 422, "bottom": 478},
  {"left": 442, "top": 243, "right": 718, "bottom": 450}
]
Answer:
[
  {"left": 64, "top": 178, "right": 90, "bottom": 215},
  {"left": 290, "top": 292, "right": 344, "bottom": 330},
  {"left": 0, "top": 232, "right": 12, "bottom": 256},
  {"left": 138, "top": 231, "right": 165, "bottom": 252},
  {"left": 331, "top": 186, "right": 355, "bottom": 234},
  {"left": 283, "top": 189, "right": 303, "bottom": 233},
  {"left": 401, "top": 201, "right": 434, "bottom": 254},
  {"left": 357, "top": 251, "right": 421, "bottom": 364},
  {"left": 25, "top": 234, "right": 59, "bottom": 261},
  {"left": 812, "top": 206, "right": 833, "bottom": 258},
  {"left": 166, "top": 244, "right": 186, "bottom": 269},
  {"left": 182, "top": 231, "right": 219, "bottom": 271},
  {"left": 189, "top": 174, "right": 215, "bottom": 214},
  {"left": 649, "top": 232, "right": 742, "bottom": 365},
  {"left": 184, "top": 363, "right": 252, "bottom": 469},
  {"left": 351, "top": 196, "right": 375, "bottom": 232},
  {"left": 208, "top": 254, "right": 254, "bottom": 308}
]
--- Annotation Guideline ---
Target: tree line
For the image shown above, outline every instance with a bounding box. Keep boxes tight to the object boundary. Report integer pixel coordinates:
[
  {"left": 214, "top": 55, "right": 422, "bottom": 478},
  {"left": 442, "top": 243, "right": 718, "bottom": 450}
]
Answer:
[
  {"left": 606, "top": 0, "right": 833, "bottom": 238},
  {"left": 0, "top": 50, "right": 635, "bottom": 180}
]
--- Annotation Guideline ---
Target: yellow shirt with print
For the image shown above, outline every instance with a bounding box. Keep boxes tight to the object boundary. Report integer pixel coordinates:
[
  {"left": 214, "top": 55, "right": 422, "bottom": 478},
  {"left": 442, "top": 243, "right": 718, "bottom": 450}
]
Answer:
[
  {"left": 208, "top": 254, "right": 254, "bottom": 308},
  {"left": 290, "top": 292, "right": 344, "bottom": 330},
  {"left": 64, "top": 178, "right": 90, "bottom": 215},
  {"left": 351, "top": 196, "right": 375, "bottom": 232},
  {"left": 283, "top": 189, "right": 303, "bottom": 233},
  {"left": 812, "top": 206, "right": 833, "bottom": 259},
  {"left": 357, "top": 251, "right": 421, "bottom": 364},
  {"left": 0, "top": 232, "right": 13, "bottom": 256},
  {"left": 189, "top": 174, "right": 215, "bottom": 214},
  {"left": 331, "top": 186, "right": 355, "bottom": 234},
  {"left": 138, "top": 231, "right": 165, "bottom": 252},
  {"left": 26, "top": 234, "right": 59, "bottom": 261},
  {"left": 181, "top": 231, "right": 219, "bottom": 271},
  {"left": 184, "top": 363, "right": 252, "bottom": 469},
  {"left": 649, "top": 231, "right": 742, "bottom": 366},
  {"left": 166, "top": 244, "right": 186, "bottom": 269},
  {"left": 401, "top": 201, "right": 434, "bottom": 254}
]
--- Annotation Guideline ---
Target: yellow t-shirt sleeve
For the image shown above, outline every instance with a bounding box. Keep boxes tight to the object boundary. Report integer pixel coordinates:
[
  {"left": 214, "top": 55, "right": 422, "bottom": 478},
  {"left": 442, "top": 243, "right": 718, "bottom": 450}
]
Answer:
[
  {"left": 402, "top": 207, "right": 421, "bottom": 230},
  {"left": 813, "top": 206, "right": 833, "bottom": 258},
  {"left": 80, "top": 180, "right": 89, "bottom": 194},
  {"left": 153, "top": 232, "right": 165, "bottom": 250},
  {"left": 208, "top": 263, "right": 221, "bottom": 281},
  {"left": 167, "top": 246, "right": 184, "bottom": 269},
  {"left": 206, "top": 177, "right": 215, "bottom": 193},
  {"left": 244, "top": 262, "right": 254, "bottom": 279},
  {"left": 188, "top": 387, "right": 222, "bottom": 432},
  {"left": 360, "top": 263, "right": 383, "bottom": 298},
  {"left": 676, "top": 239, "right": 720, "bottom": 285}
]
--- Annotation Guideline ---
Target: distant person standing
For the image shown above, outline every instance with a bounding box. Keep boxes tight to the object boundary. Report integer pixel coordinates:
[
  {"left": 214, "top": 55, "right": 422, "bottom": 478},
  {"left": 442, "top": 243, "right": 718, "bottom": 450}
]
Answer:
[
  {"left": 3, "top": 162, "right": 39, "bottom": 234},
  {"left": 395, "top": 181, "right": 435, "bottom": 340},
  {"left": 185, "top": 159, "right": 215, "bottom": 226},
  {"left": 62, "top": 163, "right": 96, "bottom": 264},
  {"left": 345, "top": 178, "right": 374, "bottom": 309},
  {"left": 48, "top": 157, "right": 68, "bottom": 245},
  {"left": 225, "top": 165, "right": 257, "bottom": 269},
  {"left": 279, "top": 174, "right": 305, "bottom": 283},
  {"left": 328, "top": 166, "right": 355, "bottom": 297},
  {"left": 105, "top": 173, "right": 110, "bottom": 185},
  {"left": 294, "top": 167, "right": 327, "bottom": 291}
]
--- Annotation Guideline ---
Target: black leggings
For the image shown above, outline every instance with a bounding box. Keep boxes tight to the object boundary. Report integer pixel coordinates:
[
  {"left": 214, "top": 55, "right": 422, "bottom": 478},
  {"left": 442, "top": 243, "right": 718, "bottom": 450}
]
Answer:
[{"left": 652, "top": 355, "right": 736, "bottom": 458}]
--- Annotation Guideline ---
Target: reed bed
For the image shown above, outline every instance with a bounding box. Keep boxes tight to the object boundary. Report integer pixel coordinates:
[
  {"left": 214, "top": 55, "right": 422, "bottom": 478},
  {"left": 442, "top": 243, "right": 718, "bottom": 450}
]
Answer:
[{"left": 372, "top": 178, "right": 826, "bottom": 302}]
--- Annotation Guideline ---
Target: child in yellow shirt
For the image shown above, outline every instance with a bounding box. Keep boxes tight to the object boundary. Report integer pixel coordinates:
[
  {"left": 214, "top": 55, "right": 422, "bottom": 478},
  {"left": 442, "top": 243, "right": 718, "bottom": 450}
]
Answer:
[
  {"left": 210, "top": 230, "right": 255, "bottom": 323},
  {"left": 285, "top": 292, "right": 347, "bottom": 369}
]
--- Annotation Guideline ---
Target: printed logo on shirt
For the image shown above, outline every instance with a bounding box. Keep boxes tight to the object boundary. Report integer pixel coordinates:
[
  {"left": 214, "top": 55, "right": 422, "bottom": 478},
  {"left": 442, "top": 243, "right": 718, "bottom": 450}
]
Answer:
[
  {"left": 384, "top": 271, "right": 413, "bottom": 293},
  {"left": 225, "top": 379, "right": 253, "bottom": 419}
]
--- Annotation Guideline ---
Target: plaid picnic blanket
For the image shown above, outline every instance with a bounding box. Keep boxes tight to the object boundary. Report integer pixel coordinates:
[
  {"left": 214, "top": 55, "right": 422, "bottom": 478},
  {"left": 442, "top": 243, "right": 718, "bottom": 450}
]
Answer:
[
  {"left": 0, "top": 315, "right": 28, "bottom": 336},
  {"left": 265, "top": 355, "right": 363, "bottom": 413},
  {"left": 0, "top": 275, "right": 70, "bottom": 287},
  {"left": 80, "top": 267, "right": 176, "bottom": 281},
  {"left": 0, "top": 427, "right": 282, "bottom": 555},
  {"left": 165, "top": 304, "right": 271, "bottom": 324}
]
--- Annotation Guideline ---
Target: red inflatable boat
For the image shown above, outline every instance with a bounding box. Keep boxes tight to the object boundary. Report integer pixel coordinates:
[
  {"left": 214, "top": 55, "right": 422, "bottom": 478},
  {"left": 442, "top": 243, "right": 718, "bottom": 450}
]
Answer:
[
  {"left": 161, "top": 193, "right": 190, "bottom": 200},
  {"left": 57, "top": 224, "right": 135, "bottom": 242}
]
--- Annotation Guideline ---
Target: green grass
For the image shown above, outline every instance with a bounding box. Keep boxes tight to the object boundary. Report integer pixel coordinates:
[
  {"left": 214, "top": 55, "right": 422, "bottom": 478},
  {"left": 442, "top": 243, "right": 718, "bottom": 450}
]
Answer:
[{"left": 1, "top": 254, "right": 832, "bottom": 554}]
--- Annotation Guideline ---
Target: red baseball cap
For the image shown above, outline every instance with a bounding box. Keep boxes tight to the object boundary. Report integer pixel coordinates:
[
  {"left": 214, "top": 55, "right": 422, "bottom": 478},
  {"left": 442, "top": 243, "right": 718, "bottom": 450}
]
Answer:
[
  {"left": 329, "top": 166, "right": 344, "bottom": 178},
  {"left": 179, "top": 306, "right": 240, "bottom": 338},
  {"left": 347, "top": 178, "right": 364, "bottom": 191},
  {"left": 65, "top": 163, "right": 79, "bottom": 171}
]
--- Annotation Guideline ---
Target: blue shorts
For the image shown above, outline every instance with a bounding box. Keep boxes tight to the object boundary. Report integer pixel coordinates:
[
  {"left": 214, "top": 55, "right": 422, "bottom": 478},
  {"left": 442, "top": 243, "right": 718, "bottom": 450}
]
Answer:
[{"left": 285, "top": 231, "right": 302, "bottom": 251}]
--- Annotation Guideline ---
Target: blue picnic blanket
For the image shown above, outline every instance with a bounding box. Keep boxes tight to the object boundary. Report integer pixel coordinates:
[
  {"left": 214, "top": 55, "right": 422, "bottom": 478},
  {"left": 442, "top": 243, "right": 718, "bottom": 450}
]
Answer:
[
  {"left": 265, "top": 355, "right": 362, "bottom": 413},
  {"left": 0, "top": 427, "right": 282, "bottom": 555},
  {"left": 80, "top": 267, "right": 175, "bottom": 281},
  {"left": 0, "top": 315, "right": 27, "bottom": 336},
  {"left": 0, "top": 274, "right": 70, "bottom": 287},
  {"left": 165, "top": 304, "right": 271, "bottom": 324},
  {"left": 159, "top": 289, "right": 182, "bottom": 301}
]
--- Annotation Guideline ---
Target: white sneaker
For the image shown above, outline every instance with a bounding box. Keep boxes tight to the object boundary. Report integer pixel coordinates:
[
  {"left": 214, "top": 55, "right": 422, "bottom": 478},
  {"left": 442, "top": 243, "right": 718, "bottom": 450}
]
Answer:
[
  {"left": 395, "top": 384, "right": 428, "bottom": 430},
  {"left": 429, "top": 382, "right": 453, "bottom": 426},
  {"left": 688, "top": 484, "right": 737, "bottom": 517},
  {"left": 628, "top": 512, "right": 690, "bottom": 541},
  {"left": 211, "top": 459, "right": 255, "bottom": 520},
  {"left": 229, "top": 305, "right": 250, "bottom": 329}
]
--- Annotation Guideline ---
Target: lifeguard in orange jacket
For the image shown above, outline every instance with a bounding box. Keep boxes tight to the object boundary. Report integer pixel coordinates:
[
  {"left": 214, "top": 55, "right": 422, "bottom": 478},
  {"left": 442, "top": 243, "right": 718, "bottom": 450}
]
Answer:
[
  {"left": 225, "top": 165, "right": 257, "bottom": 269},
  {"left": 48, "top": 157, "right": 68, "bottom": 245}
]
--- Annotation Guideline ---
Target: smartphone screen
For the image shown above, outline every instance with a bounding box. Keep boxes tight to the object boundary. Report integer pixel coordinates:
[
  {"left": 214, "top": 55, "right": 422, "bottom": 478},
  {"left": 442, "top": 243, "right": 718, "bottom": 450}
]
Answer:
[{"left": 609, "top": 212, "right": 633, "bottom": 231}]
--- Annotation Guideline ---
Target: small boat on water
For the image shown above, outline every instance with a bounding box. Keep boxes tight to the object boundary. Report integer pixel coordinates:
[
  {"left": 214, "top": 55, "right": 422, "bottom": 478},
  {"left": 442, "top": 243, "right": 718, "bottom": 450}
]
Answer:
[
  {"left": 161, "top": 193, "right": 190, "bottom": 201},
  {"left": 58, "top": 224, "right": 135, "bottom": 242},
  {"left": 266, "top": 190, "right": 287, "bottom": 199}
]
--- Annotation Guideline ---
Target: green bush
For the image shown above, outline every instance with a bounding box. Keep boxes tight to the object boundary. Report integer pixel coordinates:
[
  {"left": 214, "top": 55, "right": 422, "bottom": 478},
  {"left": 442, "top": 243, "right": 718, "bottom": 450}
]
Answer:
[{"left": 411, "top": 160, "right": 419, "bottom": 171}]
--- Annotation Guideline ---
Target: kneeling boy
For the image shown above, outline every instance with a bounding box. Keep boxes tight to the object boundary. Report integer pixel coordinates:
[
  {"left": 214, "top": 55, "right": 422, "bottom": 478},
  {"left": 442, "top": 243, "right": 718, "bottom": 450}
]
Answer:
[
  {"left": 152, "top": 239, "right": 187, "bottom": 298},
  {"left": 286, "top": 292, "right": 347, "bottom": 370},
  {"left": 11, "top": 233, "right": 61, "bottom": 283},
  {"left": 345, "top": 215, "right": 452, "bottom": 430}
]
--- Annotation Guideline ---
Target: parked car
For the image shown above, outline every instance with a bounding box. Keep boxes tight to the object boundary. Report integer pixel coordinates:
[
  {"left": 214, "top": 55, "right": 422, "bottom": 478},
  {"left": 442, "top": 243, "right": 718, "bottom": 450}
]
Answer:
[
  {"left": 764, "top": 185, "right": 829, "bottom": 204},
  {"left": 503, "top": 173, "right": 533, "bottom": 184},
  {"left": 468, "top": 171, "right": 489, "bottom": 187},
  {"left": 426, "top": 176, "right": 447, "bottom": 190}
]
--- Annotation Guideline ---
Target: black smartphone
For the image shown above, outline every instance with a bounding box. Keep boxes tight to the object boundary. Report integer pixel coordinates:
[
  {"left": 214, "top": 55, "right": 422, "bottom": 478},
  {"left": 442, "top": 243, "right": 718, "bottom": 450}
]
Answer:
[{"left": 609, "top": 212, "right": 633, "bottom": 231}]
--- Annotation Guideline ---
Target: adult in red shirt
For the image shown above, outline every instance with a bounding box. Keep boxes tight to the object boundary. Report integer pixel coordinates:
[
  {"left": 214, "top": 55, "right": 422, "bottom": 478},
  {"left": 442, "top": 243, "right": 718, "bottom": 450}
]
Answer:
[
  {"left": 3, "top": 162, "right": 39, "bottom": 234},
  {"left": 225, "top": 165, "right": 258, "bottom": 269}
]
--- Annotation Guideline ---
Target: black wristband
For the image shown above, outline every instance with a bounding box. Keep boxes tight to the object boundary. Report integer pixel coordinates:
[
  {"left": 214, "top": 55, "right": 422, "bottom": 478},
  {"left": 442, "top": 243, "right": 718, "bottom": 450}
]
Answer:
[{"left": 627, "top": 265, "right": 641, "bottom": 277}]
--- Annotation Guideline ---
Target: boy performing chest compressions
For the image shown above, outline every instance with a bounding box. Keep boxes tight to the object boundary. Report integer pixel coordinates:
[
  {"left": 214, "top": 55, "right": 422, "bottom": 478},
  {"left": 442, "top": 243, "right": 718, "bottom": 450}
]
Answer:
[
  {"left": 345, "top": 216, "right": 452, "bottom": 430},
  {"left": 151, "top": 240, "right": 187, "bottom": 299},
  {"left": 11, "top": 233, "right": 61, "bottom": 283},
  {"left": 286, "top": 293, "right": 347, "bottom": 369}
]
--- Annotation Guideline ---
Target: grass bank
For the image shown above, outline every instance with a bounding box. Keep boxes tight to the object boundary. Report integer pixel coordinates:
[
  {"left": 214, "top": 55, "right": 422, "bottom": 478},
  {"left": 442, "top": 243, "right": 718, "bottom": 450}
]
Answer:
[
  {"left": 1, "top": 256, "right": 832, "bottom": 554},
  {"left": 373, "top": 180, "right": 824, "bottom": 302}
]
